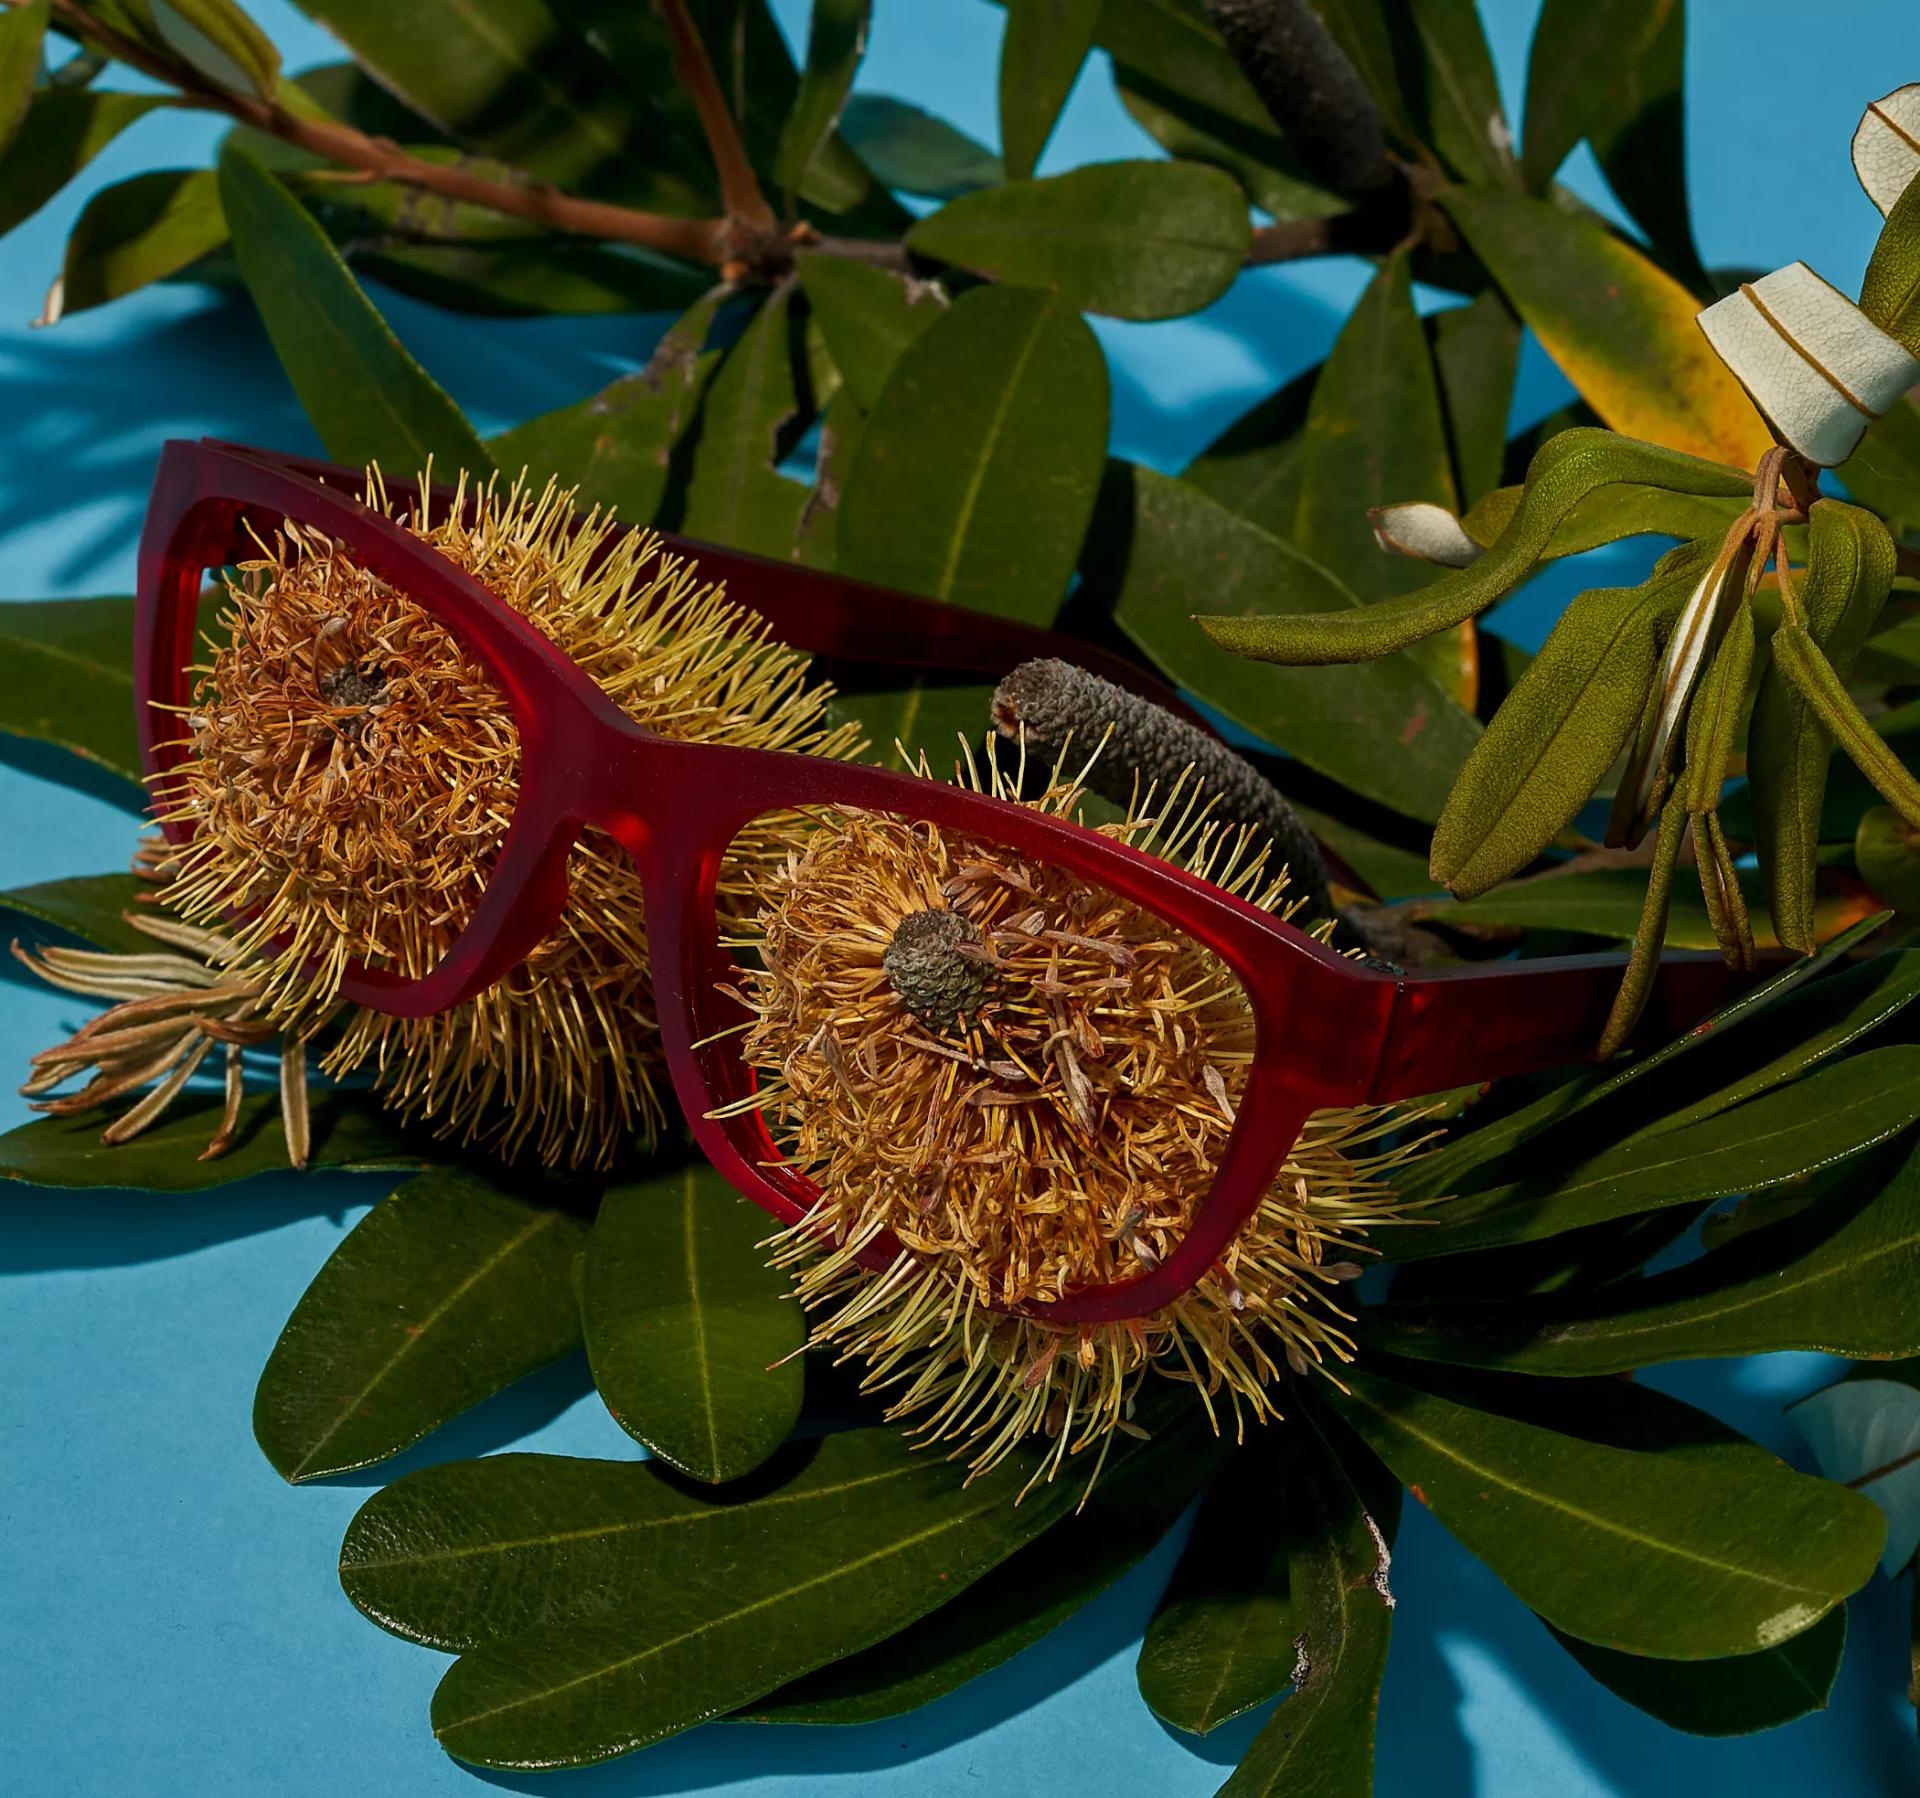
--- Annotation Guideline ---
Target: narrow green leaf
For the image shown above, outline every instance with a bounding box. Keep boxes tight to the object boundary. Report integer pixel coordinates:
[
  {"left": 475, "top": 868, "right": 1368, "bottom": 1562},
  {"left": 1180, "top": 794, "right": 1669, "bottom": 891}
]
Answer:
[
  {"left": 0, "top": 1090, "right": 421, "bottom": 1191},
  {"left": 838, "top": 94, "right": 1003, "bottom": 198},
  {"left": 254, "top": 1169, "right": 586, "bottom": 1483},
  {"left": 775, "top": 0, "right": 869, "bottom": 212},
  {"left": 1751, "top": 501, "right": 1899, "bottom": 948},
  {"left": 0, "top": 872, "right": 152, "bottom": 956},
  {"left": 906, "top": 159, "right": 1251, "bottom": 321},
  {"left": 1114, "top": 74, "right": 1343, "bottom": 222},
  {"left": 998, "top": 0, "right": 1101, "bottom": 179},
  {"left": 1085, "top": 0, "right": 1275, "bottom": 141},
  {"left": 217, "top": 144, "right": 492, "bottom": 475},
  {"left": 1369, "top": 1134, "right": 1920, "bottom": 1374},
  {"left": 1521, "top": 0, "right": 1671, "bottom": 191},
  {"left": 1774, "top": 621, "right": 1920, "bottom": 830},
  {"left": 1217, "top": 1414, "right": 1395, "bottom": 1796},
  {"left": 1862, "top": 162, "right": 1920, "bottom": 355},
  {"left": 1549, "top": 1607, "right": 1845, "bottom": 1736},
  {"left": 1599, "top": 782, "right": 1691, "bottom": 1054},
  {"left": 0, "top": 595, "right": 140, "bottom": 788},
  {"left": 1583, "top": 0, "right": 1700, "bottom": 277},
  {"left": 1432, "top": 290, "right": 1521, "bottom": 508},
  {"left": 581, "top": 1164, "right": 802, "bottom": 1484},
  {"left": 1419, "top": 862, "right": 1777, "bottom": 947},
  {"left": 796, "top": 252, "right": 944, "bottom": 411},
  {"left": 1328, "top": 1364, "right": 1884, "bottom": 1659},
  {"left": 492, "top": 288, "right": 724, "bottom": 520},
  {"left": 1093, "top": 464, "right": 1482, "bottom": 822},
  {"left": 0, "top": 90, "right": 169, "bottom": 242},
  {"left": 1430, "top": 551, "right": 1702, "bottom": 896},
  {"left": 1400, "top": 0, "right": 1517, "bottom": 189},
  {"left": 150, "top": 0, "right": 280, "bottom": 99},
  {"left": 749, "top": 1411, "right": 1224, "bottom": 1723},
  {"left": 1444, "top": 189, "right": 1769, "bottom": 466},
  {"left": 45, "top": 168, "right": 227, "bottom": 320},
  {"left": 1684, "top": 593, "right": 1757, "bottom": 816},
  {"left": 1181, "top": 365, "right": 1317, "bottom": 537},
  {"left": 0, "top": 0, "right": 47, "bottom": 155},
  {"left": 1858, "top": 806, "right": 1920, "bottom": 914},
  {"left": 837, "top": 283, "right": 1107, "bottom": 624},
  {"left": 1199, "top": 428, "right": 1750, "bottom": 665},
  {"left": 348, "top": 239, "right": 709, "bottom": 319},
  {"left": 1835, "top": 395, "right": 1920, "bottom": 535},
  {"left": 1379, "top": 1044, "right": 1920, "bottom": 1260}
]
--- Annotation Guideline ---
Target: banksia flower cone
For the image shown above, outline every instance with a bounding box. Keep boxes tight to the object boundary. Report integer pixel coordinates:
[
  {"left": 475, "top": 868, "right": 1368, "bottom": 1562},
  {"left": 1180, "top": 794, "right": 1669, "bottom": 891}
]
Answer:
[
  {"left": 140, "top": 469, "right": 856, "bottom": 1168},
  {"left": 731, "top": 741, "right": 1433, "bottom": 1492}
]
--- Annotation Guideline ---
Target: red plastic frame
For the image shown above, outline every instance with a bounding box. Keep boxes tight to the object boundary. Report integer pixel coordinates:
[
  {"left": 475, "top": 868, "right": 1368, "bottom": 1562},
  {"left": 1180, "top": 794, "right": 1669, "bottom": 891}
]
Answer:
[{"left": 137, "top": 439, "right": 1749, "bottom": 1325}]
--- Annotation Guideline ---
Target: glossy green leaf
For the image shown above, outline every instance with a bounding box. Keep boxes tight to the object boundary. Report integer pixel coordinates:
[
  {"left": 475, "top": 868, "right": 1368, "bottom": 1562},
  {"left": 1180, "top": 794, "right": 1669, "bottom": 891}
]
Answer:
[
  {"left": 1774, "top": 621, "right": 1920, "bottom": 831},
  {"left": 1378, "top": 1044, "right": 1920, "bottom": 1260},
  {"left": 1583, "top": 0, "right": 1699, "bottom": 277},
  {"left": 255, "top": 1169, "right": 586, "bottom": 1483},
  {"left": 1521, "top": 0, "right": 1672, "bottom": 191},
  {"left": 828, "top": 676, "right": 999, "bottom": 767},
  {"left": 838, "top": 93, "right": 1003, "bottom": 197},
  {"left": 797, "top": 252, "right": 945, "bottom": 412},
  {"left": 1328, "top": 1364, "right": 1883, "bottom": 1659},
  {"left": 1444, "top": 190, "right": 1769, "bottom": 466},
  {"left": 1549, "top": 1608, "right": 1845, "bottom": 1736},
  {"left": 1369, "top": 1134, "right": 1920, "bottom": 1374},
  {"left": 1432, "top": 290, "right": 1521, "bottom": 508},
  {"left": 0, "top": 0, "right": 46, "bottom": 155},
  {"left": 1398, "top": 0, "right": 1516, "bottom": 189},
  {"left": 837, "top": 283, "right": 1106, "bottom": 624},
  {"left": 1430, "top": 551, "right": 1701, "bottom": 897},
  {"left": 1858, "top": 806, "right": 1920, "bottom": 914},
  {"left": 1420, "top": 862, "right": 1783, "bottom": 949},
  {"left": 1750, "top": 499, "right": 1897, "bottom": 950},
  {"left": 492, "top": 288, "right": 723, "bottom": 520},
  {"left": 218, "top": 146, "right": 492, "bottom": 476},
  {"left": 0, "top": 872, "right": 152, "bottom": 956},
  {"left": 1094, "top": 464, "right": 1482, "bottom": 822},
  {"left": 1294, "top": 805, "right": 1434, "bottom": 901},
  {"left": 678, "top": 286, "right": 808, "bottom": 556},
  {"left": 350, "top": 239, "right": 709, "bottom": 318},
  {"left": 998, "top": 0, "right": 1101, "bottom": 179},
  {"left": 749, "top": 1410, "right": 1224, "bottom": 1723},
  {"left": 906, "top": 159, "right": 1251, "bottom": 321},
  {"left": 775, "top": 0, "right": 869, "bottom": 211},
  {"left": 1862, "top": 168, "right": 1920, "bottom": 356},
  {"left": 1216, "top": 1415, "right": 1395, "bottom": 1796},
  {"left": 581, "top": 1165, "right": 802, "bottom": 1484},
  {"left": 150, "top": 0, "right": 280, "bottom": 99},
  {"left": 1181, "top": 366, "right": 1316, "bottom": 538},
  {"left": 0, "top": 90, "right": 169, "bottom": 241},
  {"left": 1082, "top": 0, "right": 1272, "bottom": 136},
  {"left": 0, "top": 594, "right": 139, "bottom": 787},
  {"left": 0, "top": 1090, "right": 420, "bottom": 1191},
  {"left": 1113, "top": 75, "right": 1342, "bottom": 222},
  {"left": 46, "top": 168, "right": 227, "bottom": 320},
  {"left": 1790, "top": 1379, "right": 1920, "bottom": 1577},
  {"left": 1199, "top": 429, "right": 1749, "bottom": 665}
]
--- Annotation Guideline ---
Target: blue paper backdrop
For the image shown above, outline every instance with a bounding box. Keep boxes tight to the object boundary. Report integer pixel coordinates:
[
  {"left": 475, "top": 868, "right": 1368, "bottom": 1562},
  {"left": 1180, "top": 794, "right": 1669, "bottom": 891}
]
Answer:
[{"left": 4, "top": 3, "right": 1920, "bottom": 1793}]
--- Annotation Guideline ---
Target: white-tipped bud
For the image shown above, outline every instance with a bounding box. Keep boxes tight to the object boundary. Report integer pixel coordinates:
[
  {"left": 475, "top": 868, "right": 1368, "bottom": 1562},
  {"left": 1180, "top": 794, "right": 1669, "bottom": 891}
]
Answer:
[{"left": 1369, "top": 501, "right": 1485, "bottom": 568}]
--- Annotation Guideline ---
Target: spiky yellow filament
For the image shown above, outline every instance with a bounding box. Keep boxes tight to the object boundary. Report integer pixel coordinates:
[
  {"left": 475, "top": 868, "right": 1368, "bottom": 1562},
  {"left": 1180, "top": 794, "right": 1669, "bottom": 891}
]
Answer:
[
  {"left": 151, "top": 468, "right": 858, "bottom": 1169},
  {"left": 732, "top": 743, "right": 1433, "bottom": 1492}
]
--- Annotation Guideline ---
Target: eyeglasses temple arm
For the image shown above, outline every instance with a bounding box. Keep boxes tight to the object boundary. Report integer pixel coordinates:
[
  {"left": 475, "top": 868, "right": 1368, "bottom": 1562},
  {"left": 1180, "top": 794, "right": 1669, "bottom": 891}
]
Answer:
[{"left": 1365, "top": 952, "right": 1760, "bottom": 1104}]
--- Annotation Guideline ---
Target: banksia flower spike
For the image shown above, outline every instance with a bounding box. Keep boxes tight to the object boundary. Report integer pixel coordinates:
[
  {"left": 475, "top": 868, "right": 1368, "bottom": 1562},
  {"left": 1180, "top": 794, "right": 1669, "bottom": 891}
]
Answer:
[{"left": 730, "top": 730, "right": 1434, "bottom": 1495}]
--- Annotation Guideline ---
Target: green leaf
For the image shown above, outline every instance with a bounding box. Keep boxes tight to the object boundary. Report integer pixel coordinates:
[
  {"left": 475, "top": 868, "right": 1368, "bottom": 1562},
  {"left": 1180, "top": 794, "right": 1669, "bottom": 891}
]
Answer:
[
  {"left": 44, "top": 168, "right": 227, "bottom": 320},
  {"left": 1443, "top": 190, "right": 1769, "bottom": 467},
  {"left": 905, "top": 159, "right": 1251, "bottom": 322},
  {"left": 0, "top": 1090, "right": 421, "bottom": 1191},
  {"left": 1378, "top": 1045, "right": 1920, "bottom": 1260},
  {"left": 0, "top": 0, "right": 47, "bottom": 156},
  {"left": 492, "top": 287, "right": 724, "bottom": 519},
  {"left": 1773, "top": 621, "right": 1920, "bottom": 832},
  {"left": 1521, "top": 0, "right": 1672, "bottom": 191},
  {"left": 1418, "top": 862, "right": 1770, "bottom": 948},
  {"left": 1430, "top": 550, "right": 1702, "bottom": 897},
  {"left": 1583, "top": 0, "right": 1700, "bottom": 278},
  {"left": 797, "top": 252, "right": 945, "bottom": 411},
  {"left": 1835, "top": 395, "right": 1920, "bottom": 535},
  {"left": 678, "top": 286, "right": 807, "bottom": 555},
  {"left": 1198, "top": 428, "right": 1750, "bottom": 665},
  {"left": 217, "top": 144, "right": 493, "bottom": 476},
  {"left": 1859, "top": 806, "right": 1920, "bottom": 914},
  {"left": 1368, "top": 1133, "right": 1920, "bottom": 1374},
  {"left": 1549, "top": 1608, "right": 1846, "bottom": 1736},
  {"left": 837, "top": 282, "right": 1106, "bottom": 624},
  {"left": 1113, "top": 75, "right": 1344, "bottom": 222},
  {"left": 837, "top": 94, "right": 1003, "bottom": 198},
  {"left": 0, "top": 90, "right": 169, "bottom": 242},
  {"left": 1327, "top": 1363, "right": 1883, "bottom": 1659},
  {"left": 775, "top": 0, "right": 869, "bottom": 212},
  {"left": 150, "top": 0, "right": 280, "bottom": 99},
  {"left": 349, "top": 239, "right": 709, "bottom": 318},
  {"left": 1294, "top": 804, "right": 1434, "bottom": 901},
  {"left": 0, "top": 595, "right": 140, "bottom": 788},
  {"left": 1862, "top": 157, "right": 1920, "bottom": 355},
  {"left": 1216, "top": 1414, "right": 1395, "bottom": 1796},
  {"left": 1182, "top": 366, "right": 1317, "bottom": 537},
  {"left": 1683, "top": 583, "right": 1756, "bottom": 815},
  {"left": 254, "top": 1168, "right": 586, "bottom": 1483},
  {"left": 748, "top": 1410, "right": 1225, "bottom": 1723},
  {"left": 1750, "top": 500, "right": 1897, "bottom": 950},
  {"left": 998, "top": 0, "right": 1101, "bottom": 179},
  {"left": 1432, "top": 290, "right": 1521, "bottom": 508},
  {"left": 827, "top": 676, "right": 999, "bottom": 767},
  {"left": 581, "top": 1164, "right": 803, "bottom": 1484},
  {"left": 1398, "top": 0, "right": 1517, "bottom": 189},
  {"left": 0, "top": 872, "right": 153, "bottom": 956},
  {"left": 1086, "top": 0, "right": 1273, "bottom": 140}
]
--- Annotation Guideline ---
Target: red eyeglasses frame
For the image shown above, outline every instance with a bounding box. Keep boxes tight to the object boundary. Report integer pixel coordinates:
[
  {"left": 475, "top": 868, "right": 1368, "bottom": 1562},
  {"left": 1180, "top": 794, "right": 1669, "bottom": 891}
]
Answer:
[{"left": 137, "top": 438, "right": 1745, "bottom": 1325}]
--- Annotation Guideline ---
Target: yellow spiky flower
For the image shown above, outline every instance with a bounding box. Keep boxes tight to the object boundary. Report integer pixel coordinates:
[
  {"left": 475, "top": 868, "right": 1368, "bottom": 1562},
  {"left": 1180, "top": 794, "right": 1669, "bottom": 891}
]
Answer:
[
  {"left": 138, "top": 468, "right": 857, "bottom": 1169},
  {"left": 730, "top": 740, "right": 1435, "bottom": 1492}
]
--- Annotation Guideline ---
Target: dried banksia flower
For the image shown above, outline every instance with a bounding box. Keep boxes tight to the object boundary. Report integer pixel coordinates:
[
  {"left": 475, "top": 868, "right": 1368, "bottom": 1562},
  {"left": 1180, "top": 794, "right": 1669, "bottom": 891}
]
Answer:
[
  {"left": 145, "top": 468, "right": 857, "bottom": 1169},
  {"left": 729, "top": 740, "right": 1433, "bottom": 1492}
]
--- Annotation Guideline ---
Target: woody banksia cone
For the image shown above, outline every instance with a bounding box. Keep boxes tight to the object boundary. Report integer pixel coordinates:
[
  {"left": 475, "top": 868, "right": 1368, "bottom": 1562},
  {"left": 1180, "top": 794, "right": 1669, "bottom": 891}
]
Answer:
[
  {"left": 146, "top": 469, "right": 857, "bottom": 1169},
  {"left": 731, "top": 740, "right": 1433, "bottom": 1492}
]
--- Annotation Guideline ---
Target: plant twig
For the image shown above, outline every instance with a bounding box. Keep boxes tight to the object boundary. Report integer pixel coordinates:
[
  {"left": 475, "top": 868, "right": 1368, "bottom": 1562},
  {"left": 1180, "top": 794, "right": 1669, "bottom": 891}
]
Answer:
[{"left": 654, "top": 0, "right": 776, "bottom": 250}]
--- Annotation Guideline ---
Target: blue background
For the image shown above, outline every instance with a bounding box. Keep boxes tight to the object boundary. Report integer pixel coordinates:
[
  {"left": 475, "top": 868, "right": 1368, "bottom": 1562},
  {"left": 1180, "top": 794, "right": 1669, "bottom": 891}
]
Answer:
[{"left": 5, "top": 3, "right": 1920, "bottom": 1792}]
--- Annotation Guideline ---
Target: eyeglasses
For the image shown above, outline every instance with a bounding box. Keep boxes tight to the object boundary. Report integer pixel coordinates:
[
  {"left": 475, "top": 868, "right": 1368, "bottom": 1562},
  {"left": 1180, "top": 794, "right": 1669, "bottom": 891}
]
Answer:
[{"left": 138, "top": 438, "right": 1745, "bottom": 1324}]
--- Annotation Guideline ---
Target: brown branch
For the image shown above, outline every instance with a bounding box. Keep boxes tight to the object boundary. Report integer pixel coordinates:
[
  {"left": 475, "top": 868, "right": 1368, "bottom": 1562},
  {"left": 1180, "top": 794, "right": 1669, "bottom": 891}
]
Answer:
[{"left": 654, "top": 0, "right": 775, "bottom": 245}]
